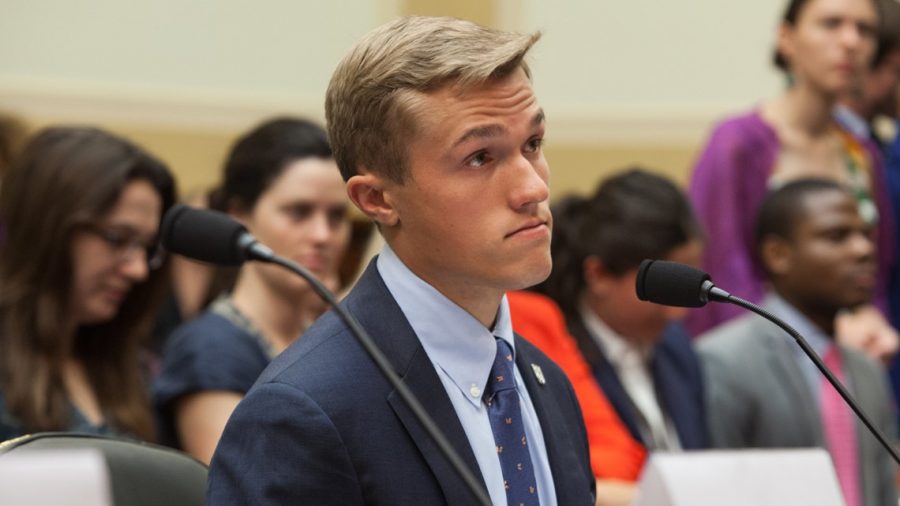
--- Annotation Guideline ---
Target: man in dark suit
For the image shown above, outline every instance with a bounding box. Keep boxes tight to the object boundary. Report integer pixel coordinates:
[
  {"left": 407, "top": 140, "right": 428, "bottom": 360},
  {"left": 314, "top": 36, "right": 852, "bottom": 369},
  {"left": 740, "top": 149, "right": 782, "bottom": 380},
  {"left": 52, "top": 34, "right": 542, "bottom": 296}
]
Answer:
[
  {"left": 698, "top": 179, "right": 896, "bottom": 506},
  {"left": 567, "top": 320, "right": 707, "bottom": 452},
  {"left": 536, "top": 169, "right": 709, "bottom": 454},
  {"left": 206, "top": 16, "right": 595, "bottom": 506}
]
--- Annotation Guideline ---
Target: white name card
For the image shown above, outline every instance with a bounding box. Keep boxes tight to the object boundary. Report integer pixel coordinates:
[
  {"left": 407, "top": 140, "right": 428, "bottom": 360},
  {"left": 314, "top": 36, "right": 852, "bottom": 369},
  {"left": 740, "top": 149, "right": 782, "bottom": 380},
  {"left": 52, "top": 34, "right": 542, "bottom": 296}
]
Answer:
[
  {"left": 631, "top": 449, "right": 843, "bottom": 506},
  {"left": 0, "top": 449, "right": 112, "bottom": 506}
]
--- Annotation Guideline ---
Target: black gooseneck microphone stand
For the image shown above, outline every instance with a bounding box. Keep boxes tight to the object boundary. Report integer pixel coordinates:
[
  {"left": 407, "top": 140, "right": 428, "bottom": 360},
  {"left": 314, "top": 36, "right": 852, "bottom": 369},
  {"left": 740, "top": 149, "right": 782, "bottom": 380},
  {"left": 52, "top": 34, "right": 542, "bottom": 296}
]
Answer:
[
  {"left": 637, "top": 259, "right": 900, "bottom": 466},
  {"left": 724, "top": 293, "right": 900, "bottom": 466},
  {"left": 241, "top": 242, "right": 495, "bottom": 505},
  {"left": 161, "top": 205, "right": 493, "bottom": 506}
]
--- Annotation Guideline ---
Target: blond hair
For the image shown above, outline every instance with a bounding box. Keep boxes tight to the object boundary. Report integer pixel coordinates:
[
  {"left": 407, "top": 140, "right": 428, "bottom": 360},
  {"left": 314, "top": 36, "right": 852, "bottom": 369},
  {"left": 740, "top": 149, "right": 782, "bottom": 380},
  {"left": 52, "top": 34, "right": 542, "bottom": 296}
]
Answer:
[{"left": 325, "top": 16, "right": 541, "bottom": 183}]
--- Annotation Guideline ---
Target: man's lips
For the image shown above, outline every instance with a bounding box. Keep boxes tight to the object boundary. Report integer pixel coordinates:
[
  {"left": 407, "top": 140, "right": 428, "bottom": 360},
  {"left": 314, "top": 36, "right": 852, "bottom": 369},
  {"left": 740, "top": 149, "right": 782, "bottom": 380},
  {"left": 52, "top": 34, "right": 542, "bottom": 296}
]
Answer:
[
  {"left": 847, "top": 267, "right": 877, "bottom": 288},
  {"left": 506, "top": 219, "right": 549, "bottom": 239}
]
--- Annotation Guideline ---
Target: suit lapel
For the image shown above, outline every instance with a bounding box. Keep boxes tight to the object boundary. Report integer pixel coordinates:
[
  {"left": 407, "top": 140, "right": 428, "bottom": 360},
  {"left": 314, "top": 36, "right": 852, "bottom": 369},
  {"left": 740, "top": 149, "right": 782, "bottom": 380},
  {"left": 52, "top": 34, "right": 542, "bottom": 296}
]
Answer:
[
  {"left": 386, "top": 347, "right": 488, "bottom": 505},
  {"left": 565, "top": 312, "right": 605, "bottom": 371},
  {"left": 592, "top": 351, "right": 644, "bottom": 445},
  {"left": 840, "top": 347, "right": 881, "bottom": 492},
  {"left": 652, "top": 348, "right": 692, "bottom": 446},
  {"left": 758, "top": 321, "right": 824, "bottom": 443},
  {"left": 569, "top": 316, "right": 645, "bottom": 445},
  {"left": 347, "top": 262, "right": 488, "bottom": 504},
  {"left": 652, "top": 334, "right": 707, "bottom": 449}
]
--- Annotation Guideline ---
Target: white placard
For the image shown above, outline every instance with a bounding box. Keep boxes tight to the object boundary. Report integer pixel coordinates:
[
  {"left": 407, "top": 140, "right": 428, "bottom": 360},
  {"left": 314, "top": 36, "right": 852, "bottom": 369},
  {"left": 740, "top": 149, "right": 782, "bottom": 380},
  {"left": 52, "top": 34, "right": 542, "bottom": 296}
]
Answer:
[
  {"left": 0, "top": 449, "right": 112, "bottom": 506},
  {"left": 632, "top": 449, "right": 843, "bottom": 506}
]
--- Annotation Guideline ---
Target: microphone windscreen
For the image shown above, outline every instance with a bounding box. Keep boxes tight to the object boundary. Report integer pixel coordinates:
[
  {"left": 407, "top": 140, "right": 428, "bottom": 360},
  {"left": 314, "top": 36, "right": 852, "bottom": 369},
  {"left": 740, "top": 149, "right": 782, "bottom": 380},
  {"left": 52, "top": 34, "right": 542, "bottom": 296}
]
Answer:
[
  {"left": 635, "top": 259, "right": 711, "bottom": 308},
  {"left": 160, "top": 205, "right": 250, "bottom": 266}
]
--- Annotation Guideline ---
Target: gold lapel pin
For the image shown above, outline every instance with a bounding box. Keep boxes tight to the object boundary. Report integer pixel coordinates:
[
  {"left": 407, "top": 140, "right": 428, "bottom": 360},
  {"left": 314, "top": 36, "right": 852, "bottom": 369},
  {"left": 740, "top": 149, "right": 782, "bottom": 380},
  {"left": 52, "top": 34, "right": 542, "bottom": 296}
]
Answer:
[{"left": 530, "top": 364, "right": 546, "bottom": 385}]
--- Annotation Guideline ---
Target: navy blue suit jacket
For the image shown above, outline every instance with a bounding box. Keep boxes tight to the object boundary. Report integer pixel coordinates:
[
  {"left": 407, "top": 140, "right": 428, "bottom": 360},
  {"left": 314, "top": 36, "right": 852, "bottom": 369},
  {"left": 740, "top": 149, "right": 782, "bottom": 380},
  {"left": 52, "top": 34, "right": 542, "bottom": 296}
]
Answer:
[
  {"left": 567, "top": 314, "right": 708, "bottom": 450},
  {"left": 207, "top": 261, "right": 595, "bottom": 505}
]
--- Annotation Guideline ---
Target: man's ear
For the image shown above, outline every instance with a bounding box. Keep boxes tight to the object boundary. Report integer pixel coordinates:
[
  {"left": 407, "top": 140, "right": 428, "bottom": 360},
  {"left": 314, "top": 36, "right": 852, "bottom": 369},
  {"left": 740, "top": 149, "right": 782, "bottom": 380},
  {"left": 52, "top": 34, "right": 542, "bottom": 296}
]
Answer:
[
  {"left": 760, "top": 236, "right": 792, "bottom": 277},
  {"left": 346, "top": 172, "right": 399, "bottom": 227},
  {"left": 583, "top": 256, "right": 615, "bottom": 296}
]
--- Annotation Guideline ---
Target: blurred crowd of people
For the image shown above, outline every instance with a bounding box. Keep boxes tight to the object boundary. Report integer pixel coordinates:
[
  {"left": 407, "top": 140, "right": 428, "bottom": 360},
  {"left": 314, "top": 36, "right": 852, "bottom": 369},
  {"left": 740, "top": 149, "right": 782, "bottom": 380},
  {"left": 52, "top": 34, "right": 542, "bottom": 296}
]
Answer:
[{"left": 2, "top": 0, "right": 900, "bottom": 505}]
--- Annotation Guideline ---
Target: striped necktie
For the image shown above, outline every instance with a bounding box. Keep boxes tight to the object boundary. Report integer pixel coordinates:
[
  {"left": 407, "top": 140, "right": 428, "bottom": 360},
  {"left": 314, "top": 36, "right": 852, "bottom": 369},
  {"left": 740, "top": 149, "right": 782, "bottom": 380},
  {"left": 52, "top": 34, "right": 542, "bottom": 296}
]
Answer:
[{"left": 821, "top": 344, "right": 861, "bottom": 506}]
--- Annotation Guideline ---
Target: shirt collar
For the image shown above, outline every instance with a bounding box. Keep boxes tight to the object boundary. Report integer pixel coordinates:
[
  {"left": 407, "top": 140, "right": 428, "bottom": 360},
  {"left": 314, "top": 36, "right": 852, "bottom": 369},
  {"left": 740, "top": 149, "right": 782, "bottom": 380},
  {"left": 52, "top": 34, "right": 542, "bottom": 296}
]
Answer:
[
  {"left": 376, "top": 244, "right": 514, "bottom": 407},
  {"left": 579, "top": 298, "right": 652, "bottom": 367},
  {"left": 764, "top": 293, "right": 833, "bottom": 359},
  {"left": 833, "top": 104, "right": 871, "bottom": 140}
]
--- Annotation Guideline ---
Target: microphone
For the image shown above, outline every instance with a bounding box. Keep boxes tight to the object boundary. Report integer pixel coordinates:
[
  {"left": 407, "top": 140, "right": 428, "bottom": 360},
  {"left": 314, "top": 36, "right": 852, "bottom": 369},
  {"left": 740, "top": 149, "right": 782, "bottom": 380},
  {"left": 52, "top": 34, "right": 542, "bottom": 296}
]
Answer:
[
  {"left": 160, "top": 205, "right": 273, "bottom": 265},
  {"left": 636, "top": 259, "right": 900, "bottom": 467},
  {"left": 635, "top": 259, "right": 731, "bottom": 307},
  {"left": 158, "top": 205, "right": 493, "bottom": 506}
]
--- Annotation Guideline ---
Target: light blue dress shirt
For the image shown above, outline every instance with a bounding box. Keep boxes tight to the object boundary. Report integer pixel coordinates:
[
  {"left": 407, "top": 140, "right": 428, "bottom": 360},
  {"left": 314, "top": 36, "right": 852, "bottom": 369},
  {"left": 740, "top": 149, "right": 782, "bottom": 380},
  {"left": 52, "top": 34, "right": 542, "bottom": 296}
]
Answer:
[{"left": 377, "top": 245, "right": 557, "bottom": 506}]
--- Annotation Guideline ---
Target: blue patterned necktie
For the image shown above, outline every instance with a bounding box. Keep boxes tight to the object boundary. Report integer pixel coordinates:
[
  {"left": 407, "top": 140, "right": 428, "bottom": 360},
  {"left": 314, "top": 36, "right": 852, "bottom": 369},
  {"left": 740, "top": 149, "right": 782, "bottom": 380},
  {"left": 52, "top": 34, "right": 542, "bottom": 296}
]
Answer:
[{"left": 483, "top": 337, "right": 540, "bottom": 506}]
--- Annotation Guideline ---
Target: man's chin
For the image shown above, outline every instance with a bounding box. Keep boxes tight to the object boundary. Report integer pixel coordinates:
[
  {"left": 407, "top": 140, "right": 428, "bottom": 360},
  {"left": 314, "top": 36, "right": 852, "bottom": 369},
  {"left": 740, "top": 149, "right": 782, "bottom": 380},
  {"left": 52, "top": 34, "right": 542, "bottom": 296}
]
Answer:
[{"left": 507, "top": 258, "right": 552, "bottom": 291}]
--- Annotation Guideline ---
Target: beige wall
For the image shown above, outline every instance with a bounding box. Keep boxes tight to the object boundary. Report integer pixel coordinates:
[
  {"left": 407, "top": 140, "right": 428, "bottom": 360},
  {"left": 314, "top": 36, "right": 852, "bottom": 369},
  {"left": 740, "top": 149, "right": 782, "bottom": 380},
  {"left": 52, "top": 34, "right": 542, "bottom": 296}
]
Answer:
[
  {"left": 1, "top": 0, "right": 396, "bottom": 195},
  {"left": 547, "top": 144, "right": 699, "bottom": 198},
  {"left": 403, "top": 0, "right": 493, "bottom": 26},
  {"left": 1, "top": 0, "right": 789, "bottom": 198},
  {"left": 505, "top": 0, "right": 785, "bottom": 195}
]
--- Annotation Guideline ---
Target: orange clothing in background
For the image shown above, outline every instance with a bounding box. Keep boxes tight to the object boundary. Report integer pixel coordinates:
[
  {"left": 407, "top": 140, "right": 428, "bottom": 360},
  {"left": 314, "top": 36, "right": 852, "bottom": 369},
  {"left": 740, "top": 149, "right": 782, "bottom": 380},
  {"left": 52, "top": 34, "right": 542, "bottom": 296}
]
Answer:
[{"left": 507, "top": 290, "right": 647, "bottom": 481}]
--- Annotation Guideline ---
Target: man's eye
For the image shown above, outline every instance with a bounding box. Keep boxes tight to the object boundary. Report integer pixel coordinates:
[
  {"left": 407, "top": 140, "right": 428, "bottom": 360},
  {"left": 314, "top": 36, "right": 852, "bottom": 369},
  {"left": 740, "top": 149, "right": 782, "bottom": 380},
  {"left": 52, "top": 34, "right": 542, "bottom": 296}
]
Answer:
[
  {"left": 858, "top": 22, "right": 876, "bottom": 39},
  {"left": 525, "top": 138, "right": 544, "bottom": 153},
  {"left": 824, "top": 229, "right": 850, "bottom": 242},
  {"left": 466, "top": 151, "right": 491, "bottom": 168}
]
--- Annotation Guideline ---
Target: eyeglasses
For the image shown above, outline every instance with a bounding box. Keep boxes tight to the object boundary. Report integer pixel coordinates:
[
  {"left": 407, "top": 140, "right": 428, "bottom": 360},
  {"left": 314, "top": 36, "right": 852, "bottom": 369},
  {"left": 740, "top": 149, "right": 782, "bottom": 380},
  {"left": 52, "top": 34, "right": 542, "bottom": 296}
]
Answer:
[{"left": 80, "top": 224, "right": 166, "bottom": 270}]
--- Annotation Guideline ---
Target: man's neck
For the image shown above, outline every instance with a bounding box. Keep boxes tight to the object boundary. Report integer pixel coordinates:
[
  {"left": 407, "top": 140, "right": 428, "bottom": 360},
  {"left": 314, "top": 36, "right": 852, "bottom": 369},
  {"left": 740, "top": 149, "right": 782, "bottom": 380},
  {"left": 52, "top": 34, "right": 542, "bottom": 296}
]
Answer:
[
  {"left": 408, "top": 269, "right": 503, "bottom": 328},
  {"left": 775, "top": 291, "right": 836, "bottom": 336},
  {"left": 388, "top": 244, "right": 503, "bottom": 328},
  {"left": 583, "top": 291, "right": 657, "bottom": 346}
]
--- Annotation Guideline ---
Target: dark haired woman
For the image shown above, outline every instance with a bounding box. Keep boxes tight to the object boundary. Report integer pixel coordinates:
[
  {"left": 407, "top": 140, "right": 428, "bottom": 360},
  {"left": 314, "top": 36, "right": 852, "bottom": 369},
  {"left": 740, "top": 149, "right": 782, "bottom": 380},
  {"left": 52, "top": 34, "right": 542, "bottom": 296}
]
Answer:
[
  {"left": 154, "top": 117, "right": 351, "bottom": 463},
  {"left": 534, "top": 169, "right": 709, "bottom": 456},
  {"left": 0, "top": 126, "right": 177, "bottom": 442},
  {"left": 689, "top": 0, "right": 896, "bottom": 347}
]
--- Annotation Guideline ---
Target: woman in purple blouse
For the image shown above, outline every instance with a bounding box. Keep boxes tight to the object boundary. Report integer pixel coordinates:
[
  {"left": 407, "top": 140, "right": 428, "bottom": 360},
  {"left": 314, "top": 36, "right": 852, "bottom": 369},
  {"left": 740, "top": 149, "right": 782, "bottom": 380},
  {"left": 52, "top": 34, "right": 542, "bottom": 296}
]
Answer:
[{"left": 689, "top": 0, "right": 896, "bottom": 349}]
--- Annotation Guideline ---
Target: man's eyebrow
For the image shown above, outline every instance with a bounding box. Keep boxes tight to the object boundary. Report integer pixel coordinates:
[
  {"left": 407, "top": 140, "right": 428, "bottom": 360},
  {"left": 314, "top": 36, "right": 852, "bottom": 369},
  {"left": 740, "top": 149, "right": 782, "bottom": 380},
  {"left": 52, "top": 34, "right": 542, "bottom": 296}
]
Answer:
[
  {"left": 451, "top": 108, "right": 546, "bottom": 149},
  {"left": 453, "top": 124, "right": 506, "bottom": 148}
]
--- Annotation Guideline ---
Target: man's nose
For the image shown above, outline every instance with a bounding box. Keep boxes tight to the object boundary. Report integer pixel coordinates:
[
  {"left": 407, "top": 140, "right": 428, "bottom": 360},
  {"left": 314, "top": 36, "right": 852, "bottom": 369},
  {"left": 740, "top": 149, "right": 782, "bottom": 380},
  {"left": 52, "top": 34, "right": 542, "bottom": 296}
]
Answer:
[{"left": 508, "top": 155, "right": 549, "bottom": 210}]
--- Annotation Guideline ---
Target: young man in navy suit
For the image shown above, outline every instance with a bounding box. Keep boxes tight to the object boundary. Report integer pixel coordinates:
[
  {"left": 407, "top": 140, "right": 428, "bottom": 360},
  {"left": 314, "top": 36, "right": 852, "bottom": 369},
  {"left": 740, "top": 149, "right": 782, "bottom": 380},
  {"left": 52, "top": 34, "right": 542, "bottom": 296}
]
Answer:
[{"left": 207, "top": 16, "right": 596, "bottom": 505}]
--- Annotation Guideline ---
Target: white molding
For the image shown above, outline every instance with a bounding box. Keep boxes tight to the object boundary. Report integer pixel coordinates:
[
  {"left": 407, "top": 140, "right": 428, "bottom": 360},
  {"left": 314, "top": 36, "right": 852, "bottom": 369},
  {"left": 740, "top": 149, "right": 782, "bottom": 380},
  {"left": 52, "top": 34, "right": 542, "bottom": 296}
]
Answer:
[
  {"left": 0, "top": 76, "right": 325, "bottom": 132},
  {"left": 0, "top": 76, "right": 740, "bottom": 144}
]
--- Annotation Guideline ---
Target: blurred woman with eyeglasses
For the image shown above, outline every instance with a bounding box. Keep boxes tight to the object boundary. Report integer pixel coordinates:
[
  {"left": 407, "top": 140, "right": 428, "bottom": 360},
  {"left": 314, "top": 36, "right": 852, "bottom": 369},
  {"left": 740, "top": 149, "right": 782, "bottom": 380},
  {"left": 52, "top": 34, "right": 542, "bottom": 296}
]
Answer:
[{"left": 0, "top": 126, "right": 176, "bottom": 442}]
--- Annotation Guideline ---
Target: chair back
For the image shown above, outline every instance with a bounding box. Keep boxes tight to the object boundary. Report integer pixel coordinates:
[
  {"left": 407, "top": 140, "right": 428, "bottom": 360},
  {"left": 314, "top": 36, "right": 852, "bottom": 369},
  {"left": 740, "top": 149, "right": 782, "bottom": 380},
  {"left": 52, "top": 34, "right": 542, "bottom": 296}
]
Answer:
[{"left": 0, "top": 432, "right": 207, "bottom": 506}]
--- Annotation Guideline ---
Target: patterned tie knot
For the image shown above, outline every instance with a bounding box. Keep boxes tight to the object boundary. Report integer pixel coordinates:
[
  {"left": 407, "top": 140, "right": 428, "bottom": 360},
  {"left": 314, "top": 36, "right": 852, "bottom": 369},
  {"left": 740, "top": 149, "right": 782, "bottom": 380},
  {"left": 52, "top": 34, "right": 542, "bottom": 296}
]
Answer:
[{"left": 483, "top": 338, "right": 518, "bottom": 402}]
